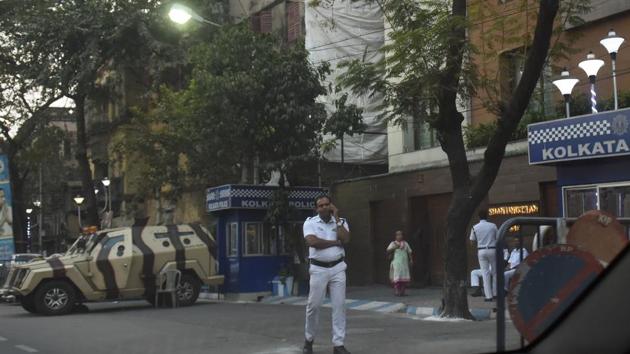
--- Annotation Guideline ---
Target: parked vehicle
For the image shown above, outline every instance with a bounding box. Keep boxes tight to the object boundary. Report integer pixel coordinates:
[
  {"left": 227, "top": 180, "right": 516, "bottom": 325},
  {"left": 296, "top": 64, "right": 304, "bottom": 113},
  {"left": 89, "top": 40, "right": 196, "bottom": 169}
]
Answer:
[{"left": 4, "top": 224, "right": 223, "bottom": 315}]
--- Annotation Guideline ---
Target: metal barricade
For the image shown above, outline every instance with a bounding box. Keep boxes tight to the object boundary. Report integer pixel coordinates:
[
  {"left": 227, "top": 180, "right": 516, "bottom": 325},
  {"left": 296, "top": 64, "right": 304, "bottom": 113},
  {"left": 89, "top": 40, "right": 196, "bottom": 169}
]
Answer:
[{"left": 495, "top": 216, "right": 630, "bottom": 352}]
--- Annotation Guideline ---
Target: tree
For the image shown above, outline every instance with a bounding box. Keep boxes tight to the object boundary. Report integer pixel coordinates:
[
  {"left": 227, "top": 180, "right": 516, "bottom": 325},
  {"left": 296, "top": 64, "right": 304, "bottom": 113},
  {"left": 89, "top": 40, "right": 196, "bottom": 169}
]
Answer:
[
  {"left": 116, "top": 24, "right": 358, "bottom": 198},
  {"left": 339, "top": 0, "right": 588, "bottom": 317},
  {"left": 0, "top": 0, "right": 184, "bottom": 227},
  {"left": 0, "top": 45, "right": 64, "bottom": 248}
]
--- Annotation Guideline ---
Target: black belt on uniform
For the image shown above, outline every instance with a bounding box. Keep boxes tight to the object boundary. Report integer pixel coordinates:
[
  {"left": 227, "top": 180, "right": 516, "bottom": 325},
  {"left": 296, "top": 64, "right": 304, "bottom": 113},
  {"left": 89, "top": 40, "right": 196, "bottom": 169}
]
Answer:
[
  {"left": 309, "top": 257, "right": 344, "bottom": 268},
  {"left": 478, "top": 246, "right": 496, "bottom": 250}
]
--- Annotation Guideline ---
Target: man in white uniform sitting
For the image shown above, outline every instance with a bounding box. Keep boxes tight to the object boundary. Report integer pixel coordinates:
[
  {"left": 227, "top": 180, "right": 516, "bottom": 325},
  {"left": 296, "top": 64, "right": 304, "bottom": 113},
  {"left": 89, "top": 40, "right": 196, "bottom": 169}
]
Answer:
[
  {"left": 302, "top": 195, "right": 351, "bottom": 354},
  {"left": 504, "top": 246, "right": 529, "bottom": 291}
]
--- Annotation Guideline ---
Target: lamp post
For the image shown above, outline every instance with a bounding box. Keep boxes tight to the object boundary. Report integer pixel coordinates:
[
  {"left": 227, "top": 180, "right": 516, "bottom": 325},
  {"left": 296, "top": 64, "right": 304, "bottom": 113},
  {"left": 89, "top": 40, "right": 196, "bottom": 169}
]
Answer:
[
  {"left": 168, "top": 3, "right": 222, "bottom": 27},
  {"left": 552, "top": 68, "right": 579, "bottom": 118},
  {"left": 73, "top": 196, "right": 84, "bottom": 230},
  {"left": 33, "top": 200, "right": 42, "bottom": 254},
  {"left": 102, "top": 177, "right": 111, "bottom": 213},
  {"left": 600, "top": 29, "right": 625, "bottom": 110},
  {"left": 25, "top": 208, "right": 33, "bottom": 252},
  {"left": 578, "top": 51, "right": 605, "bottom": 114}
]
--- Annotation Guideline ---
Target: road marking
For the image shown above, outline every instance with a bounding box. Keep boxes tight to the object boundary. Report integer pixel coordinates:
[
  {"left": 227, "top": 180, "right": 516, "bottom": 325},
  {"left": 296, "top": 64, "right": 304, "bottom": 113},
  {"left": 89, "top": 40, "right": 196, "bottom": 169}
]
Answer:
[
  {"left": 15, "top": 344, "right": 39, "bottom": 352},
  {"left": 0, "top": 336, "right": 7, "bottom": 341}
]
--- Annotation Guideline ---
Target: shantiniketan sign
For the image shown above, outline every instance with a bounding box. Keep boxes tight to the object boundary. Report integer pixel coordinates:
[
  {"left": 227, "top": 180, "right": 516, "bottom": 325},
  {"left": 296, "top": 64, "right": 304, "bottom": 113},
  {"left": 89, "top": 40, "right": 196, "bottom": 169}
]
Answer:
[
  {"left": 528, "top": 108, "right": 630, "bottom": 165},
  {"left": 206, "top": 184, "right": 327, "bottom": 212},
  {"left": 489, "top": 203, "right": 539, "bottom": 216}
]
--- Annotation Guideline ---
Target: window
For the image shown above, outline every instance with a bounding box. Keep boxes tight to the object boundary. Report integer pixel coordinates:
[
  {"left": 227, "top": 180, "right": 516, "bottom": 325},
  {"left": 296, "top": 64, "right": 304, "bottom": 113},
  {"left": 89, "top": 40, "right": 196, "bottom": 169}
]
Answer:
[
  {"left": 413, "top": 119, "right": 438, "bottom": 151},
  {"left": 500, "top": 49, "right": 554, "bottom": 118},
  {"left": 243, "top": 222, "right": 273, "bottom": 256},
  {"left": 564, "top": 182, "right": 630, "bottom": 218},
  {"left": 251, "top": 10, "right": 272, "bottom": 34},
  {"left": 226, "top": 223, "right": 238, "bottom": 257},
  {"left": 287, "top": 2, "right": 303, "bottom": 43}
]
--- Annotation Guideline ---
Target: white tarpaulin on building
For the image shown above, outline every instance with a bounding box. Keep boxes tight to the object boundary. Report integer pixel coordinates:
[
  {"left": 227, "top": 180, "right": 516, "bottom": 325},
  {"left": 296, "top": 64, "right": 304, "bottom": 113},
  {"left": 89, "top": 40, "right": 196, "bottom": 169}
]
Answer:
[{"left": 305, "top": 0, "right": 387, "bottom": 164}]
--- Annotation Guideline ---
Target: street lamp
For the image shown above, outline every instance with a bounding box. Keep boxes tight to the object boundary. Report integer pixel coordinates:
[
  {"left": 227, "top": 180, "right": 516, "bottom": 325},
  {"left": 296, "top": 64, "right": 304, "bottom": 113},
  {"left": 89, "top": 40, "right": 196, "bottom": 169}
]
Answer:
[
  {"left": 73, "top": 196, "right": 84, "bottom": 229},
  {"left": 102, "top": 177, "right": 111, "bottom": 213},
  {"left": 552, "top": 68, "right": 579, "bottom": 118},
  {"left": 578, "top": 51, "right": 605, "bottom": 114},
  {"left": 168, "top": 3, "right": 222, "bottom": 27},
  {"left": 25, "top": 208, "right": 33, "bottom": 252},
  {"left": 33, "top": 200, "right": 43, "bottom": 254},
  {"left": 600, "top": 29, "right": 625, "bottom": 110}
]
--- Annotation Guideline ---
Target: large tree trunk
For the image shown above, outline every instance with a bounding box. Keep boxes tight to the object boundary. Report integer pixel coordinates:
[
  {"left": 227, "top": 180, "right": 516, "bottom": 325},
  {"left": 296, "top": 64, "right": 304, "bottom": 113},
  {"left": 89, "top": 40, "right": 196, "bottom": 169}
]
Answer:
[
  {"left": 73, "top": 95, "right": 99, "bottom": 227},
  {"left": 439, "top": 0, "right": 560, "bottom": 317}
]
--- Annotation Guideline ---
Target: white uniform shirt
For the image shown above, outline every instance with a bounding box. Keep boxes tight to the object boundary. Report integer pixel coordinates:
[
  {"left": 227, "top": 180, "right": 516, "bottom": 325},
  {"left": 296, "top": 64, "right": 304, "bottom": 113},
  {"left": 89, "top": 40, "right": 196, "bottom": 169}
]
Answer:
[
  {"left": 303, "top": 215, "right": 349, "bottom": 262},
  {"left": 507, "top": 248, "right": 529, "bottom": 269},
  {"left": 469, "top": 220, "right": 498, "bottom": 248}
]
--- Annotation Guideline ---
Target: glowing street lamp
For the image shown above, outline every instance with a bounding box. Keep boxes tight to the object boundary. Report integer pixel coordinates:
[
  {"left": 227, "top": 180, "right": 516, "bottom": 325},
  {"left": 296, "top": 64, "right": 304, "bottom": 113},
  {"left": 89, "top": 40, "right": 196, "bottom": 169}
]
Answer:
[
  {"left": 578, "top": 51, "right": 605, "bottom": 114},
  {"left": 600, "top": 29, "right": 625, "bottom": 110},
  {"left": 102, "top": 177, "right": 111, "bottom": 213},
  {"left": 73, "top": 196, "right": 84, "bottom": 229},
  {"left": 168, "top": 3, "right": 222, "bottom": 27},
  {"left": 552, "top": 68, "right": 579, "bottom": 118}
]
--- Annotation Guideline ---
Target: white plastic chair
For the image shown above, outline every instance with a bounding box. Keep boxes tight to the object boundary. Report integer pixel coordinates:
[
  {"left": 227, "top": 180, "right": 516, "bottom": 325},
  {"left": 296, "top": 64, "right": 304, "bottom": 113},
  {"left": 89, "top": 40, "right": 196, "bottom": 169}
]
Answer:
[{"left": 155, "top": 269, "right": 181, "bottom": 308}]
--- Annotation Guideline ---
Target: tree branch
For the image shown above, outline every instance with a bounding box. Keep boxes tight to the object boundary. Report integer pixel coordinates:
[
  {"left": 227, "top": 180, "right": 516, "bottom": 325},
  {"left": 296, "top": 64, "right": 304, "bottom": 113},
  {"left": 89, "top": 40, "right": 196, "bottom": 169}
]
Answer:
[{"left": 472, "top": 0, "right": 560, "bottom": 201}]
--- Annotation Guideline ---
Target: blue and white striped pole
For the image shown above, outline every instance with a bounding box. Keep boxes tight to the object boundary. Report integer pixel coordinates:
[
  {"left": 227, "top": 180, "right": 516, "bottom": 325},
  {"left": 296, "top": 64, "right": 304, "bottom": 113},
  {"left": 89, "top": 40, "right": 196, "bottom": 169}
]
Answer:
[{"left": 578, "top": 52, "right": 604, "bottom": 114}]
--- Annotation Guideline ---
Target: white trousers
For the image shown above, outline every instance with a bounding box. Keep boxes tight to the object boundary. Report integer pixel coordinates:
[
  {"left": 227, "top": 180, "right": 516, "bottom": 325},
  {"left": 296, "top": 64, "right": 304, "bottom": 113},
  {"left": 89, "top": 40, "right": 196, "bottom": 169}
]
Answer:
[
  {"left": 470, "top": 268, "right": 483, "bottom": 287},
  {"left": 305, "top": 261, "right": 347, "bottom": 347},
  {"left": 477, "top": 249, "right": 496, "bottom": 299}
]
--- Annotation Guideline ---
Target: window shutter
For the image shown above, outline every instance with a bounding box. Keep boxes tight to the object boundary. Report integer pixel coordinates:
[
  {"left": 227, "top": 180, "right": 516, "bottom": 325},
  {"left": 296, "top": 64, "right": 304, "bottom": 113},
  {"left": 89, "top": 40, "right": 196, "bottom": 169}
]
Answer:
[
  {"left": 287, "top": 2, "right": 302, "bottom": 43},
  {"left": 260, "top": 10, "right": 272, "bottom": 33}
]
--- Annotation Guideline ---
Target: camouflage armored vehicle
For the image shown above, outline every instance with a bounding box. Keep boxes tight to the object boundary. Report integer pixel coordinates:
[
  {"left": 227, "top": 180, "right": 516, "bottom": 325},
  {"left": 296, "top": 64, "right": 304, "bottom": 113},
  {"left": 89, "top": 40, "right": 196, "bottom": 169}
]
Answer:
[{"left": 4, "top": 224, "right": 223, "bottom": 315}]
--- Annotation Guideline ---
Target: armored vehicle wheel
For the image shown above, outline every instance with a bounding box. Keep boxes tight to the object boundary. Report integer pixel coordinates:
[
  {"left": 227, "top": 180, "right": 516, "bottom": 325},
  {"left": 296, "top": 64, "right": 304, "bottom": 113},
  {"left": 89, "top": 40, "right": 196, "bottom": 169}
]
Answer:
[
  {"left": 177, "top": 273, "right": 201, "bottom": 306},
  {"left": 34, "top": 280, "right": 77, "bottom": 316},
  {"left": 20, "top": 294, "right": 38, "bottom": 314}
]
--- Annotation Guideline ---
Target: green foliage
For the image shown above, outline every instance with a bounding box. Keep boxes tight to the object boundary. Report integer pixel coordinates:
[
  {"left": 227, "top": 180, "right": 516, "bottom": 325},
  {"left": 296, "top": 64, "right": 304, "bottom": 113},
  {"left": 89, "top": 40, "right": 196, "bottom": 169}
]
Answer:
[
  {"left": 338, "top": 0, "right": 475, "bottom": 128},
  {"left": 115, "top": 24, "right": 333, "bottom": 195}
]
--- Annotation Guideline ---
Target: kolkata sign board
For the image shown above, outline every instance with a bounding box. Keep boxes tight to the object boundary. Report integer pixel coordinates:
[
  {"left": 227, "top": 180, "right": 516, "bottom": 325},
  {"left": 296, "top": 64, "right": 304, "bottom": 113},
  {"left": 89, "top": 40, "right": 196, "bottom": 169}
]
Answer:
[
  {"left": 206, "top": 184, "right": 328, "bottom": 212},
  {"left": 0, "top": 154, "right": 15, "bottom": 262},
  {"left": 528, "top": 108, "right": 630, "bottom": 165}
]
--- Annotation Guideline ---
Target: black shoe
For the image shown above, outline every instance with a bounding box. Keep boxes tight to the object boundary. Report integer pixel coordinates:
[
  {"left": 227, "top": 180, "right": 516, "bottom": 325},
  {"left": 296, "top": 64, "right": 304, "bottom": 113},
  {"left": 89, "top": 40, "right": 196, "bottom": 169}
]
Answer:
[
  {"left": 470, "top": 287, "right": 483, "bottom": 297},
  {"left": 333, "top": 346, "right": 351, "bottom": 354},
  {"left": 484, "top": 298, "right": 494, "bottom": 302},
  {"left": 303, "top": 340, "right": 313, "bottom": 354}
]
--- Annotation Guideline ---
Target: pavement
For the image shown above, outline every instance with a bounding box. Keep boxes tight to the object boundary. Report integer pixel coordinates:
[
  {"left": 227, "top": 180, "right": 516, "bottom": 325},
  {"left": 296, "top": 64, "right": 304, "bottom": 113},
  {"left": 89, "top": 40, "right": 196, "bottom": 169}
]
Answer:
[{"left": 202, "top": 284, "right": 503, "bottom": 321}]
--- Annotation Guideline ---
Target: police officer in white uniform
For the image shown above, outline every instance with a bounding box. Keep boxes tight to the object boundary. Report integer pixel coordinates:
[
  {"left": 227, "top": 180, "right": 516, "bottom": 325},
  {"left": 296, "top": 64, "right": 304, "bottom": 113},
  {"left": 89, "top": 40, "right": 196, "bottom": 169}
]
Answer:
[
  {"left": 302, "top": 195, "right": 351, "bottom": 354},
  {"left": 469, "top": 209, "right": 498, "bottom": 302}
]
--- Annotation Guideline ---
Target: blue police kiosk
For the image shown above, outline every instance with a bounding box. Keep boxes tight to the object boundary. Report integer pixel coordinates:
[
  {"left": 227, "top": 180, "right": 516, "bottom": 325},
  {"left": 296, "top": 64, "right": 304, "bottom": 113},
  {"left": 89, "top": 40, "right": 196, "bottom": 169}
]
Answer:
[
  {"left": 206, "top": 184, "right": 326, "bottom": 297},
  {"left": 528, "top": 107, "right": 630, "bottom": 220}
]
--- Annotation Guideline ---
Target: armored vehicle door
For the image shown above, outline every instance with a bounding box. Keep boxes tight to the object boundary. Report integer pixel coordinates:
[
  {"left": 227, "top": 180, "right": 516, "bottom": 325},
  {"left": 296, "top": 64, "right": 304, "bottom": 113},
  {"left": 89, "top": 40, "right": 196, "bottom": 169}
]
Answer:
[{"left": 90, "top": 229, "right": 133, "bottom": 298}]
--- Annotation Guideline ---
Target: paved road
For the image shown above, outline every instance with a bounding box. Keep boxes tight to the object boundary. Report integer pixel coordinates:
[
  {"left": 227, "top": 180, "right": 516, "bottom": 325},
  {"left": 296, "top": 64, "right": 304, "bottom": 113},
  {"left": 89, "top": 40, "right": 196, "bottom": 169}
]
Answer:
[{"left": 0, "top": 300, "right": 519, "bottom": 354}]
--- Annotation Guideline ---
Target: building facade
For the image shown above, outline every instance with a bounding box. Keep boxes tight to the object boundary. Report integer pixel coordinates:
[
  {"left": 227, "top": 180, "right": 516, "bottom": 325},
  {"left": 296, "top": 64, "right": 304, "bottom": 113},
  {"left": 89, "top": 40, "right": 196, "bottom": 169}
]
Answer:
[{"left": 332, "top": 2, "right": 630, "bottom": 286}]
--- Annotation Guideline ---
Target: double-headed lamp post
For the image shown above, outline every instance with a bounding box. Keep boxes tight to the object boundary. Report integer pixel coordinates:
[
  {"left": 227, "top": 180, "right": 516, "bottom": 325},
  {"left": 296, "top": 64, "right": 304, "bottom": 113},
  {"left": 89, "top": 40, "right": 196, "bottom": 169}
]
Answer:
[
  {"left": 578, "top": 51, "right": 605, "bottom": 114},
  {"left": 168, "top": 3, "right": 222, "bottom": 27},
  {"left": 73, "top": 196, "right": 84, "bottom": 230},
  {"left": 600, "top": 29, "right": 625, "bottom": 110},
  {"left": 552, "top": 68, "right": 579, "bottom": 118}
]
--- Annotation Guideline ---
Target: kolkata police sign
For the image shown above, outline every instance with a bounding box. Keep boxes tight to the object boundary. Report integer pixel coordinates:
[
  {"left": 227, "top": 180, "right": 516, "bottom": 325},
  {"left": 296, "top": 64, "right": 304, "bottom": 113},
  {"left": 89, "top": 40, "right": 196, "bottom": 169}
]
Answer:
[
  {"left": 528, "top": 108, "right": 630, "bottom": 165},
  {"left": 206, "top": 184, "right": 327, "bottom": 212}
]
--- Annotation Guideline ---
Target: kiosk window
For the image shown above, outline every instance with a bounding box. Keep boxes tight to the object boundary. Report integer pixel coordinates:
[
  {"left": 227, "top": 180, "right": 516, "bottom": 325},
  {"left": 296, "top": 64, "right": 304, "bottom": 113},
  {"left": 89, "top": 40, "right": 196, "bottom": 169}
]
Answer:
[
  {"left": 600, "top": 185, "right": 630, "bottom": 217},
  {"left": 243, "top": 223, "right": 273, "bottom": 256},
  {"left": 564, "top": 182, "right": 630, "bottom": 218},
  {"left": 565, "top": 188, "right": 598, "bottom": 217},
  {"left": 226, "top": 223, "right": 238, "bottom": 256}
]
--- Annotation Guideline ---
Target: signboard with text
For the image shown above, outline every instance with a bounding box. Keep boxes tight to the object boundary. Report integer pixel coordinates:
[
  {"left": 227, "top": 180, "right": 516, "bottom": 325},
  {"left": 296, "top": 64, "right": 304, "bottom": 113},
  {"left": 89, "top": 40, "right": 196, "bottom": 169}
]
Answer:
[
  {"left": 206, "top": 185, "right": 327, "bottom": 212},
  {"left": 0, "top": 154, "right": 14, "bottom": 261},
  {"left": 528, "top": 108, "right": 630, "bottom": 165}
]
